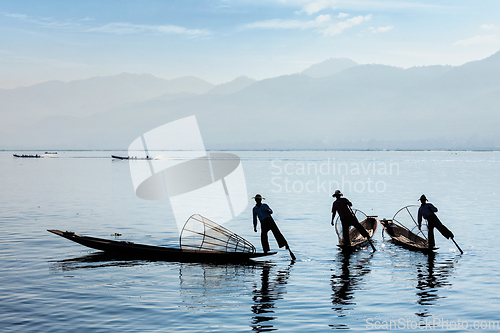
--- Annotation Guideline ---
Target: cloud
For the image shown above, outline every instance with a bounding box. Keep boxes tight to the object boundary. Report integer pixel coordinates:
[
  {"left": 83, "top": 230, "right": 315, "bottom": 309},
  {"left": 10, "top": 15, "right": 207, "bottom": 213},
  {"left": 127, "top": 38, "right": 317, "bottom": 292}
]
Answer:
[
  {"left": 454, "top": 35, "right": 498, "bottom": 46},
  {"left": 300, "top": 0, "right": 338, "bottom": 14},
  {"left": 480, "top": 24, "right": 495, "bottom": 30},
  {"left": 318, "top": 14, "right": 372, "bottom": 35},
  {"left": 338, "top": 13, "right": 349, "bottom": 18},
  {"left": 245, "top": 14, "right": 371, "bottom": 35},
  {"left": 86, "top": 23, "right": 210, "bottom": 37},
  {"left": 368, "top": 25, "right": 393, "bottom": 33},
  {"left": 282, "top": 0, "right": 440, "bottom": 15},
  {"left": 2, "top": 11, "right": 209, "bottom": 37},
  {"left": 3, "top": 11, "right": 80, "bottom": 28}
]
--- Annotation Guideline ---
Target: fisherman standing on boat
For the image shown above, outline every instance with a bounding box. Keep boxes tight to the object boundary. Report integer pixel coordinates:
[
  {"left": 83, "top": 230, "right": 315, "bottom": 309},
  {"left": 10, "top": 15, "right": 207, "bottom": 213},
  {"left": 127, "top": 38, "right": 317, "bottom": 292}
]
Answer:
[
  {"left": 252, "top": 194, "right": 289, "bottom": 254},
  {"left": 418, "top": 194, "right": 454, "bottom": 250},
  {"left": 331, "top": 190, "right": 376, "bottom": 251}
]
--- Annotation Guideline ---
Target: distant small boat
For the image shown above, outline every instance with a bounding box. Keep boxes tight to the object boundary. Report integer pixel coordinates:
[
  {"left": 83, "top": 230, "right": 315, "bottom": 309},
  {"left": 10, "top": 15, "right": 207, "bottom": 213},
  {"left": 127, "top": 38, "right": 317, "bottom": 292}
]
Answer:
[
  {"left": 335, "top": 212, "right": 378, "bottom": 251},
  {"left": 380, "top": 218, "right": 432, "bottom": 252},
  {"left": 42, "top": 151, "right": 58, "bottom": 158},
  {"left": 13, "top": 154, "right": 40, "bottom": 158},
  {"left": 111, "top": 155, "right": 129, "bottom": 160},
  {"left": 111, "top": 155, "right": 152, "bottom": 160}
]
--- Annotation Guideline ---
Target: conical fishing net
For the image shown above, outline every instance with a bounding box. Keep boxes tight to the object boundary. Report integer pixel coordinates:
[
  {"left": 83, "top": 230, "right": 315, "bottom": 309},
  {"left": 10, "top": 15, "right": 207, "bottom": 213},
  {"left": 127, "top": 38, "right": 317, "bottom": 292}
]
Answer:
[
  {"left": 392, "top": 205, "right": 428, "bottom": 241},
  {"left": 180, "top": 214, "right": 256, "bottom": 253}
]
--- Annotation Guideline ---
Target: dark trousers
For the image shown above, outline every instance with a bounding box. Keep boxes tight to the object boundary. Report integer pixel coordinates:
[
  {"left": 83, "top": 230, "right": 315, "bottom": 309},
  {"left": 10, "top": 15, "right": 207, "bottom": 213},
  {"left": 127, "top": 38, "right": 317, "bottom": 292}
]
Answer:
[
  {"left": 342, "top": 216, "right": 370, "bottom": 246},
  {"left": 260, "top": 217, "right": 288, "bottom": 253},
  {"left": 426, "top": 214, "right": 454, "bottom": 249}
]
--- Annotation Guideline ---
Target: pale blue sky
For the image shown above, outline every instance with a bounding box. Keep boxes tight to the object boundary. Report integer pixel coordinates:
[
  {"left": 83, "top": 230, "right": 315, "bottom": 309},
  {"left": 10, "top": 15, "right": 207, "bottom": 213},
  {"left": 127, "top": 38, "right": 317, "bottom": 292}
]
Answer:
[{"left": 1, "top": 0, "right": 499, "bottom": 88}]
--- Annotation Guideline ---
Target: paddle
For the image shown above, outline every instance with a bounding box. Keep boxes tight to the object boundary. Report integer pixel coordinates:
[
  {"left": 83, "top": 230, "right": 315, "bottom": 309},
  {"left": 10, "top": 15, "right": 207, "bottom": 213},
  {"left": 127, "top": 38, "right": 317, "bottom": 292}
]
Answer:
[
  {"left": 287, "top": 246, "right": 297, "bottom": 261},
  {"left": 451, "top": 238, "right": 464, "bottom": 254}
]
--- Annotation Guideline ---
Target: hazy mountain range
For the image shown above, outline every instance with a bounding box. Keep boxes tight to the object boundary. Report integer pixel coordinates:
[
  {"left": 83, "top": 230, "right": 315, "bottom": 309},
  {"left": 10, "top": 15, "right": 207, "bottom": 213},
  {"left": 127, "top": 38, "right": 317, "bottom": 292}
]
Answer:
[{"left": 1, "top": 53, "right": 500, "bottom": 150}]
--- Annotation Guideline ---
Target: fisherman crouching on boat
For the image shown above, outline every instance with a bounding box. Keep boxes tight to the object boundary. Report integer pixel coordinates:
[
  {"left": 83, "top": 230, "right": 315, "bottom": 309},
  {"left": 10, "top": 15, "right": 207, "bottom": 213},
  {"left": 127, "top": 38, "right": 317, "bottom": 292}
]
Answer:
[
  {"left": 252, "top": 194, "right": 289, "bottom": 254},
  {"left": 417, "top": 194, "right": 454, "bottom": 250},
  {"left": 331, "top": 190, "right": 376, "bottom": 251}
]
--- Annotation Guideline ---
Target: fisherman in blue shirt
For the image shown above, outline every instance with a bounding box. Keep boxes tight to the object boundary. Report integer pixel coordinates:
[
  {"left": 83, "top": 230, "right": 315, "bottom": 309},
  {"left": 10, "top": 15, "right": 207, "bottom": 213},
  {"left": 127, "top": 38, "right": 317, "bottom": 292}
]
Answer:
[
  {"left": 418, "top": 194, "right": 454, "bottom": 250},
  {"left": 252, "top": 194, "right": 289, "bottom": 253}
]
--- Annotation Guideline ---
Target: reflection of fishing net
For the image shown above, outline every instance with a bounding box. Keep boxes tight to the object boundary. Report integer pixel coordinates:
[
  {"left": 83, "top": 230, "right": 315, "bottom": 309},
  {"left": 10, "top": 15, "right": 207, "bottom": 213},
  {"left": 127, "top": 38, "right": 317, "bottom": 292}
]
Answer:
[
  {"left": 334, "top": 209, "right": 367, "bottom": 241},
  {"left": 180, "top": 214, "right": 256, "bottom": 253},
  {"left": 392, "top": 205, "right": 428, "bottom": 241}
]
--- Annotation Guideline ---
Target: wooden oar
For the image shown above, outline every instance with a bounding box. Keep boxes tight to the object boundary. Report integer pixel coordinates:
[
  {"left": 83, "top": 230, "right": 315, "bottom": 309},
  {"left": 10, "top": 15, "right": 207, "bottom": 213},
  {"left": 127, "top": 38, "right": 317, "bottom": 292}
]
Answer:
[
  {"left": 288, "top": 247, "right": 296, "bottom": 261},
  {"left": 451, "top": 238, "right": 463, "bottom": 254},
  {"left": 435, "top": 220, "right": 463, "bottom": 254}
]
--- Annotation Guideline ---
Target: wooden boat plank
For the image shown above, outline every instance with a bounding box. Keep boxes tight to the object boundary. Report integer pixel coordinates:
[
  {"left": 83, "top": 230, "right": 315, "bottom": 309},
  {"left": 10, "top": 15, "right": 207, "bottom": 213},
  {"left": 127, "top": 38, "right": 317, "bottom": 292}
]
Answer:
[
  {"left": 380, "top": 219, "right": 433, "bottom": 253},
  {"left": 337, "top": 216, "right": 378, "bottom": 251},
  {"left": 48, "top": 229, "right": 275, "bottom": 262}
]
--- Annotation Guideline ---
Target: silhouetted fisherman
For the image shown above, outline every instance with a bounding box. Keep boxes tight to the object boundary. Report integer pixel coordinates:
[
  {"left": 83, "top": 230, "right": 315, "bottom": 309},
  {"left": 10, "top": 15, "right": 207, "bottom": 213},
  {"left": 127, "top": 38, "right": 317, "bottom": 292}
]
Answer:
[
  {"left": 331, "top": 190, "right": 376, "bottom": 251},
  {"left": 252, "top": 194, "right": 289, "bottom": 254},
  {"left": 418, "top": 194, "right": 454, "bottom": 250}
]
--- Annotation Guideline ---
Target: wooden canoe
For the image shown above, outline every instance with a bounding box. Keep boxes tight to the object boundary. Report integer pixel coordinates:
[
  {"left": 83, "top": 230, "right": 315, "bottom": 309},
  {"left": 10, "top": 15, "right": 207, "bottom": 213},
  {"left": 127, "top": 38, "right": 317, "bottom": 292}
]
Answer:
[
  {"left": 13, "top": 154, "right": 40, "bottom": 158},
  {"left": 48, "top": 229, "right": 276, "bottom": 263},
  {"left": 379, "top": 219, "right": 434, "bottom": 253},
  {"left": 337, "top": 216, "right": 378, "bottom": 251},
  {"left": 111, "top": 155, "right": 153, "bottom": 160},
  {"left": 111, "top": 155, "right": 129, "bottom": 160}
]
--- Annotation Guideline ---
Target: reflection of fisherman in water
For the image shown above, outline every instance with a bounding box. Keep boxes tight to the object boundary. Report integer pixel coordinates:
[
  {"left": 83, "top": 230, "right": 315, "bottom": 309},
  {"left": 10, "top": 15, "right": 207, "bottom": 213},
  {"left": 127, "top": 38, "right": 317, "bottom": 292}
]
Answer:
[
  {"left": 330, "top": 251, "right": 373, "bottom": 329},
  {"left": 418, "top": 195, "right": 454, "bottom": 250},
  {"left": 251, "top": 262, "right": 294, "bottom": 332},
  {"left": 415, "top": 252, "right": 456, "bottom": 319}
]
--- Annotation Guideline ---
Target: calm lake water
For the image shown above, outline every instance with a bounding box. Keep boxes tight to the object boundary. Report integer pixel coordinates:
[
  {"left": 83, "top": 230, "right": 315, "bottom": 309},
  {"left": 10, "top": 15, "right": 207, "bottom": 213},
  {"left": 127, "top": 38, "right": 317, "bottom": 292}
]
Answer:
[{"left": 1, "top": 150, "right": 499, "bottom": 332}]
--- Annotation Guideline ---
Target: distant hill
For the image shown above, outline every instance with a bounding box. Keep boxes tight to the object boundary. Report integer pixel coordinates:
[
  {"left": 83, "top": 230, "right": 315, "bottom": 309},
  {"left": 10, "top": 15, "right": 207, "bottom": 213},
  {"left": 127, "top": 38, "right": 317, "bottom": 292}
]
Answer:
[
  {"left": 1, "top": 51, "right": 500, "bottom": 150},
  {"left": 301, "top": 58, "right": 358, "bottom": 78},
  {"left": 207, "top": 76, "right": 257, "bottom": 95},
  {"left": 0, "top": 73, "right": 214, "bottom": 123}
]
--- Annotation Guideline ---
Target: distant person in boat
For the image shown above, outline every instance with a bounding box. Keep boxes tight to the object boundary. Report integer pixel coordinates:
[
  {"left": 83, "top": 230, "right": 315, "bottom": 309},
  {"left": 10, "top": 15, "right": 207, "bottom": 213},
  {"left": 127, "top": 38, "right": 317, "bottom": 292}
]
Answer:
[
  {"left": 418, "top": 194, "right": 454, "bottom": 250},
  {"left": 331, "top": 190, "right": 376, "bottom": 251},
  {"left": 252, "top": 194, "right": 289, "bottom": 254}
]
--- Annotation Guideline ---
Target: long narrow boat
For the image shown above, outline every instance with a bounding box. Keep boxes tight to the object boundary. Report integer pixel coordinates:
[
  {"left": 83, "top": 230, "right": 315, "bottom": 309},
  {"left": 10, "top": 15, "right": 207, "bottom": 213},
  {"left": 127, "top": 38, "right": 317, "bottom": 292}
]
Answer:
[
  {"left": 379, "top": 219, "right": 433, "bottom": 253},
  {"left": 111, "top": 155, "right": 153, "bottom": 160},
  {"left": 336, "top": 216, "right": 378, "bottom": 251},
  {"left": 48, "top": 229, "right": 276, "bottom": 263},
  {"left": 13, "top": 154, "right": 40, "bottom": 158},
  {"left": 111, "top": 155, "right": 129, "bottom": 160}
]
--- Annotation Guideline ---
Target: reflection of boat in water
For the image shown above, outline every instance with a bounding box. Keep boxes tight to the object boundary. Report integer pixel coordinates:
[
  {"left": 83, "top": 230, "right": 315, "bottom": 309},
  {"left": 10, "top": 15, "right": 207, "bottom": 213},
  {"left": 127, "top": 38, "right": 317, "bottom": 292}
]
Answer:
[
  {"left": 331, "top": 250, "right": 374, "bottom": 328},
  {"left": 49, "top": 252, "right": 152, "bottom": 272},
  {"left": 48, "top": 215, "right": 275, "bottom": 263},
  {"left": 334, "top": 210, "right": 378, "bottom": 251}
]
